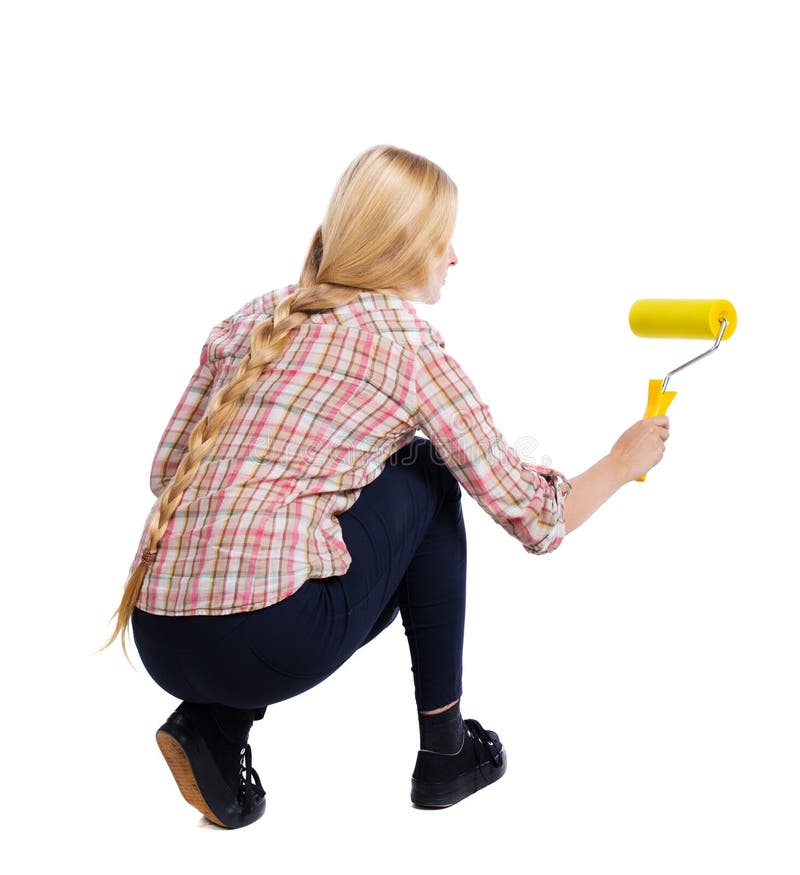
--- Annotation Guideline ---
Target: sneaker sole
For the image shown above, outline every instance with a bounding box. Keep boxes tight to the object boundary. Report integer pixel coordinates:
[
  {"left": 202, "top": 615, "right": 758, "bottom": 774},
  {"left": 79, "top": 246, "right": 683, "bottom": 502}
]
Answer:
[
  {"left": 411, "top": 749, "right": 508, "bottom": 808},
  {"left": 156, "top": 729, "right": 227, "bottom": 828}
]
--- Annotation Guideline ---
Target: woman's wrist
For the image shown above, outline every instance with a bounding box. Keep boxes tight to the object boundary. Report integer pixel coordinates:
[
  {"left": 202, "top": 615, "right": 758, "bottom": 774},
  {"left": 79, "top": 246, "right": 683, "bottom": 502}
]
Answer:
[{"left": 601, "top": 452, "right": 633, "bottom": 488}]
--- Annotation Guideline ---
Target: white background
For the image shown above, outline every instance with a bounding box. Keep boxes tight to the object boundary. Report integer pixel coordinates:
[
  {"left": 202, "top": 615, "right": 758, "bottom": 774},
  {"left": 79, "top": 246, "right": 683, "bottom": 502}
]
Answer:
[{"left": 3, "top": 1, "right": 798, "bottom": 872}]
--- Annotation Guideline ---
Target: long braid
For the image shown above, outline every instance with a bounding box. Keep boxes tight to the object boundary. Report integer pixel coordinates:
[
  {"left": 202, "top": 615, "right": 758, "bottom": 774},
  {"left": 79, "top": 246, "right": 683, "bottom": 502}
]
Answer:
[{"left": 103, "top": 268, "right": 362, "bottom": 659}]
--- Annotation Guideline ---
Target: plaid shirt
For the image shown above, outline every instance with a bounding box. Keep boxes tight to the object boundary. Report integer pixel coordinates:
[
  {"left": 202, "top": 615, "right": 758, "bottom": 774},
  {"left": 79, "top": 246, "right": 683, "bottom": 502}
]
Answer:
[{"left": 133, "top": 286, "right": 572, "bottom": 616}]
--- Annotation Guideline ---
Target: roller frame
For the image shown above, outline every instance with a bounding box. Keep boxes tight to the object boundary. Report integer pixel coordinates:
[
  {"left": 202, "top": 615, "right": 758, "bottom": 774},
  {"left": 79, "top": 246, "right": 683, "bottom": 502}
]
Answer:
[{"left": 661, "top": 318, "right": 729, "bottom": 392}]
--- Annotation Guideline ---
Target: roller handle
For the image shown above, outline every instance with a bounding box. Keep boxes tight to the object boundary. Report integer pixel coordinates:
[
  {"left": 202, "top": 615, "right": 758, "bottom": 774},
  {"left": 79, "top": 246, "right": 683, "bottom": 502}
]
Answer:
[{"left": 637, "top": 379, "right": 676, "bottom": 482}]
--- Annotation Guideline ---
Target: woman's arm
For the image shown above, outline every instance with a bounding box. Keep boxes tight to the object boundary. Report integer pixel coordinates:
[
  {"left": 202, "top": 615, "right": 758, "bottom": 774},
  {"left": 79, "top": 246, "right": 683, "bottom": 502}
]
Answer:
[
  {"left": 148, "top": 350, "right": 216, "bottom": 497},
  {"left": 412, "top": 326, "right": 670, "bottom": 552},
  {"left": 413, "top": 337, "right": 572, "bottom": 555},
  {"left": 563, "top": 416, "right": 671, "bottom": 534}
]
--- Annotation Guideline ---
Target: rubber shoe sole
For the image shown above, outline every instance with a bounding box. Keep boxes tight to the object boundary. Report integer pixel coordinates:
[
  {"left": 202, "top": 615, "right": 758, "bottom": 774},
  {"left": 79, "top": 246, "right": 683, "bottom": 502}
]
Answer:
[
  {"left": 155, "top": 713, "right": 266, "bottom": 829},
  {"left": 156, "top": 728, "right": 228, "bottom": 827}
]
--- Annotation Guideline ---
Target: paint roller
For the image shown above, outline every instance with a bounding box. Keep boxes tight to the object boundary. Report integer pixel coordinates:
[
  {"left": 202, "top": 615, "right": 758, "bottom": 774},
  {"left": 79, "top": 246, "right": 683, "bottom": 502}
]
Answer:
[{"left": 628, "top": 298, "right": 737, "bottom": 481}]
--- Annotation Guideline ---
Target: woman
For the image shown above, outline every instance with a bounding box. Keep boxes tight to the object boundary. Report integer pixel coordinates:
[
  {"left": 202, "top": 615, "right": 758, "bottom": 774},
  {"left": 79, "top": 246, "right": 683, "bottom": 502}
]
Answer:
[{"left": 105, "top": 145, "right": 669, "bottom": 829}]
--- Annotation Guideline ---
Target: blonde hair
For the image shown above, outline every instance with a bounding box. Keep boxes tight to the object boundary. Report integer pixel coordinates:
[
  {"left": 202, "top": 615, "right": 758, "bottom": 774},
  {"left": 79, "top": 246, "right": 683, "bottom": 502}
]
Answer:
[{"left": 103, "top": 145, "right": 457, "bottom": 658}]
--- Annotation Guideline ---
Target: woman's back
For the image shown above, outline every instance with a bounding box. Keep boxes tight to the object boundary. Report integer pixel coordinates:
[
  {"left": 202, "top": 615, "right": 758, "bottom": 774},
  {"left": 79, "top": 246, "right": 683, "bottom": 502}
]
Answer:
[{"left": 135, "top": 285, "right": 448, "bottom": 616}]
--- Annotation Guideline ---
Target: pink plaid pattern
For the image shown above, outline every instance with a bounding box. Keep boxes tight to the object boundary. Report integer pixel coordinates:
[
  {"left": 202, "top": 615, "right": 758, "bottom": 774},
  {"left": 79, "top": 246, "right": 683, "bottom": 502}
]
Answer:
[{"left": 133, "top": 286, "right": 571, "bottom": 616}]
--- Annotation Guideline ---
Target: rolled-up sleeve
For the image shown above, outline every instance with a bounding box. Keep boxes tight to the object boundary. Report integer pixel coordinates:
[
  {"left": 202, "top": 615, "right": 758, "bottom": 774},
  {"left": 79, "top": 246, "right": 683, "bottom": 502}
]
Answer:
[{"left": 412, "top": 336, "right": 572, "bottom": 554}]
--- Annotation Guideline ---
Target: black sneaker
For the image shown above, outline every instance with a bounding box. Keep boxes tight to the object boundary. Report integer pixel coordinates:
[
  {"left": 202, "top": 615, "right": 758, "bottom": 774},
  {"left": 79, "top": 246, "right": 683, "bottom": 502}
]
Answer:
[
  {"left": 411, "top": 717, "right": 507, "bottom": 808},
  {"left": 155, "top": 704, "right": 266, "bottom": 828}
]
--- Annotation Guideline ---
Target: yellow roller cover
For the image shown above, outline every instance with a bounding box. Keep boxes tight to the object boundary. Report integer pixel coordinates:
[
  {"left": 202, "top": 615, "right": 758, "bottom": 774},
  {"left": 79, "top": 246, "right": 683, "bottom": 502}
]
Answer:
[{"left": 629, "top": 299, "right": 737, "bottom": 341}]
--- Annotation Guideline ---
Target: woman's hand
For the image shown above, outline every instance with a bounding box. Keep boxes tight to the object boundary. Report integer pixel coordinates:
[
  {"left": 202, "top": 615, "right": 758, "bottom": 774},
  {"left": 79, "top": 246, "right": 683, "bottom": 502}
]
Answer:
[{"left": 608, "top": 416, "right": 671, "bottom": 483}]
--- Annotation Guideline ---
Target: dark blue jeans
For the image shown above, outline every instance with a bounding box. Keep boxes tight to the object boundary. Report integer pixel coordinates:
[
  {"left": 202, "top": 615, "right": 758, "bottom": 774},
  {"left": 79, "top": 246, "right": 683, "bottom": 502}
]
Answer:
[{"left": 132, "top": 436, "right": 467, "bottom": 715}]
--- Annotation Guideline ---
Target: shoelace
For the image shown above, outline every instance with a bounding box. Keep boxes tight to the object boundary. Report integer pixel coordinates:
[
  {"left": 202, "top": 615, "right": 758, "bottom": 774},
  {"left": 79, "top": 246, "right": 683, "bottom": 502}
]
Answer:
[
  {"left": 463, "top": 718, "right": 504, "bottom": 768},
  {"left": 237, "top": 744, "right": 265, "bottom": 813}
]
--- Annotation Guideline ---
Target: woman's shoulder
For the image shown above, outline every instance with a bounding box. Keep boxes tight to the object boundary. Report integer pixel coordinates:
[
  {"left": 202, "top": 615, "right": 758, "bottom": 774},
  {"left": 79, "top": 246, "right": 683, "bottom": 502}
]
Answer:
[
  {"left": 203, "top": 286, "right": 294, "bottom": 363},
  {"left": 201, "top": 285, "right": 447, "bottom": 364}
]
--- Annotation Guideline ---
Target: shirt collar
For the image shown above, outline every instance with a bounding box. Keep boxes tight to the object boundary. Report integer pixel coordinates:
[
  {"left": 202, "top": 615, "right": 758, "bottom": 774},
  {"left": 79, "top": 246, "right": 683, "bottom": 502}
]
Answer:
[{"left": 283, "top": 284, "right": 419, "bottom": 321}]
